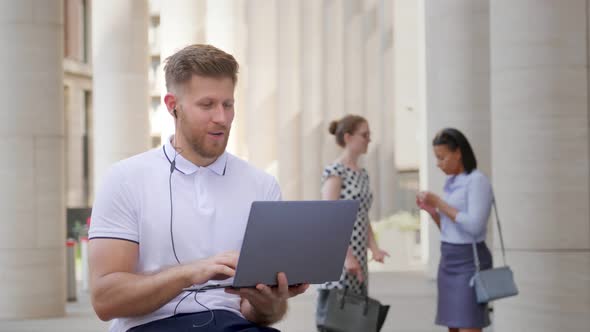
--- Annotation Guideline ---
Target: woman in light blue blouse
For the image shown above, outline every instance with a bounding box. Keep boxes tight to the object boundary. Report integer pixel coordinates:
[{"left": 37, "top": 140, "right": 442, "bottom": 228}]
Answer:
[{"left": 416, "top": 128, "right": 493, "bottom": 332}]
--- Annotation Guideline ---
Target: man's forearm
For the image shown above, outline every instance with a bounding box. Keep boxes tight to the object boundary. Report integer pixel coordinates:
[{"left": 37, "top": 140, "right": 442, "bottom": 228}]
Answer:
[
  {"left": 92, "top": 264, "right": 191, "bottom": 321},
  {"left": 241, "top": 298, "right": 287, "bottom": 326}
]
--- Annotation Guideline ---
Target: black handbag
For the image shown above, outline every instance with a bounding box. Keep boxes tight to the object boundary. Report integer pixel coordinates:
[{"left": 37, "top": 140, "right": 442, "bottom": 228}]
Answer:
[{"left": 316, "top": 287, "right": 389, "bottom": 332}]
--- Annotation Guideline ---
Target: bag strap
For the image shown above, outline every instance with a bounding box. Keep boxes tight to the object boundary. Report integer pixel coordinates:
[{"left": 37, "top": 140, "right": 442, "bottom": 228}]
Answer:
[
  {"left": 492, "top": 195, "right": 508, "bottom": 266},
  {"left": 472, "top": 193, "right": 508, "bottom": 271},
  {"left": 471, "top": 241, "right": 481, "bottom": 272}
]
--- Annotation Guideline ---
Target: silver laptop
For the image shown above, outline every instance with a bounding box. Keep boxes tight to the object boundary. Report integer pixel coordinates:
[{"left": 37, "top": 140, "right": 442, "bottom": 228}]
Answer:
[{"left": 183, "top": 200, "right": 359, "bottom": 292}]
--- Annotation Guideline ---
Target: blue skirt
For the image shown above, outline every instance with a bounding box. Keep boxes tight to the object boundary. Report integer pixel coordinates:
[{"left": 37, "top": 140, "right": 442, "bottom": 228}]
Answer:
[{"left": 436, "top": 242, "right": 492, "bottom": 329}]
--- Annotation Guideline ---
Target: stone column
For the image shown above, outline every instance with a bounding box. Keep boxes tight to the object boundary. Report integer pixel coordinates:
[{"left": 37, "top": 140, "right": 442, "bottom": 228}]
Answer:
[
  {"left": 245, "top": 0, "right": 278, "bottom": 174},
  {"left": 421, "top": 0, "right": 491, "bottom": 277},
  {"left": 158, "top": 0, "right": 207, "bottom": 145},
  {"left": 322, "top": 0, "right": 346, "bottom": 167},
  {"left": 394, "top": 0, "right": 421, "bottom": 175},
  {"left": 277, "top": 1, "right": 302, "bottom": 200},
  {"left": 376, "top": 0, "right": 397, "bottom": 219},
  {"left": 364, "top": 0, "right": 397, "bottom": 220},
  {"left": 301, "top": 0, "right": 324, "bottom": 200},
  {"left": 0, "top": 0, "right": 66, "bottom": 319},
  {"left": 344, "top": 0, "right": 365, "bottom": 117},
  {"left": 491, "top": 0, "right": 590, "bottom": 329},
  {"left": 92, "top": 0, "right": 150, "bottom": 189}
]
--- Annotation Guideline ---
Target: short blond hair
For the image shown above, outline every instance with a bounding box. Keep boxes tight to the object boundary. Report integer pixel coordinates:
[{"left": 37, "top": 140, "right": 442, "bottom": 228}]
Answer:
[{"left": 163, "top": 44, "right": 239, "bottom": 93}]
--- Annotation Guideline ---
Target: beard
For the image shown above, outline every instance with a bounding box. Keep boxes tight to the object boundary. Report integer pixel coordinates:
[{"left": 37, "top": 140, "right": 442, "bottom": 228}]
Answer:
[{"left": 188, "top": 128, "right": 230, "bottom": 159}]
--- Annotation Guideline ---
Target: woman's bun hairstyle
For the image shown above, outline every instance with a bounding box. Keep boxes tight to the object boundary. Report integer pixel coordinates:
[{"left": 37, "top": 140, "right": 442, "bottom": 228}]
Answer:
[{"left": 329, "top": 121, "right": 339, "bottom": 135}]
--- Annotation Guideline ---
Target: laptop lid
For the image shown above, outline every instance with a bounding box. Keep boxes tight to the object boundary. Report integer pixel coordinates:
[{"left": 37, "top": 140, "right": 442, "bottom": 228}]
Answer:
[{"left": 231, "top": 200, "right": 359, "bottom": 288}]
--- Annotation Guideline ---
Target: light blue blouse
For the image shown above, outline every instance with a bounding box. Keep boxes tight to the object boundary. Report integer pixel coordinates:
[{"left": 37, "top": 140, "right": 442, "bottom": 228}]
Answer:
[{"left": 439, "top": 169, "right": 493, "bottom": 244}]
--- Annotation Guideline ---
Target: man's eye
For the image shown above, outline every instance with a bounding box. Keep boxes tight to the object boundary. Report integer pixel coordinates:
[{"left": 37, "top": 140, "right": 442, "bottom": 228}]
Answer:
[{"left": 223, "top": 103, "right": 234, "bottom": 108}]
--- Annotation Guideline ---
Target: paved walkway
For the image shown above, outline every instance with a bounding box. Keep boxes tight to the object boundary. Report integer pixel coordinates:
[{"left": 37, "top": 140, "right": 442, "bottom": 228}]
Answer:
[{"left": 0, "top": 272, "right": 492, "bottom": 332}]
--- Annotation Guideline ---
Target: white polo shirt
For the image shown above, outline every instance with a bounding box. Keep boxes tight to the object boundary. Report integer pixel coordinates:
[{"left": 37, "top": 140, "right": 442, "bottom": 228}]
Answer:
[{"left": 89, "top": 139, "right": 281, "bottom": 332}]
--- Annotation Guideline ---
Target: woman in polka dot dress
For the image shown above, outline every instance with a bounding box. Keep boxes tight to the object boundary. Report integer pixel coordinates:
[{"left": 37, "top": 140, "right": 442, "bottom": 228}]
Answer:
[{"left": 319, "top": 114, "right": 389, "bottom": 296}]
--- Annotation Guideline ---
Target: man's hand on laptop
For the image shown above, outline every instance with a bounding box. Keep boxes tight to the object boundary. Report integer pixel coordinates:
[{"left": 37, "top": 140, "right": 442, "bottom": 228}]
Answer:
[
  {"left": 225, "top": 272, "right": 309, "bottom": 325},
  {"left": 184, "top": 251, "right": 238, "bottom": 286}
]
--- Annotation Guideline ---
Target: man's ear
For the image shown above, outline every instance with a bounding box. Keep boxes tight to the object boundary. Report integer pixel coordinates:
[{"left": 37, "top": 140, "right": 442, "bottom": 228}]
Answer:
[{"left": 164, "top": 93, "right": 177, "bottom": 118}]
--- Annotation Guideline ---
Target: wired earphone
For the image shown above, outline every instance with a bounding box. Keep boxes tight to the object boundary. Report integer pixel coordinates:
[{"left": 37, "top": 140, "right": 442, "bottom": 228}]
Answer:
[{"left": 164, "top": 106, "right": 216, "bottom": 328}]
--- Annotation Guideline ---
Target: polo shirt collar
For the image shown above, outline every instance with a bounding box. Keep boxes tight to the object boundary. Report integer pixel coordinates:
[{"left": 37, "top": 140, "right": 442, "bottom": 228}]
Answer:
[{"left": 162, "top": 138, "right": 228, "bottom": 176}]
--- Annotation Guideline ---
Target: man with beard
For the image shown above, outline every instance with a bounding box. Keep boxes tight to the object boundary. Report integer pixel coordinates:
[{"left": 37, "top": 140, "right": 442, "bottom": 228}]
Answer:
[{"left": 88, "top": 44, "right": 308, "bottom": 332}]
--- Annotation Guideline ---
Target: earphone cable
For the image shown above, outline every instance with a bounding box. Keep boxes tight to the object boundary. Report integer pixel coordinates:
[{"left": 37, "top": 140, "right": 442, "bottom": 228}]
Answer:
[
  {"left": 168, "top": 148, "right": 215, "bottom": 328},
  {"left": 169, "top": 152, "right": 181, "bottom": 265}
]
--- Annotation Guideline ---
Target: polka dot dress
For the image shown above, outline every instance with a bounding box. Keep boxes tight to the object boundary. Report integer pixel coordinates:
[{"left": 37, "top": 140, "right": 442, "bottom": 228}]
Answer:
[{"left": 320, "top": 162, "right": 373, "bottom": 296}]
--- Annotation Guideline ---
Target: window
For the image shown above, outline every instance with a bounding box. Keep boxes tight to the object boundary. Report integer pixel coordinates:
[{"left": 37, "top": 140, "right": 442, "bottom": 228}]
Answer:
[{"left": 64, "top": 0, "right": 90, "bottom": 62}]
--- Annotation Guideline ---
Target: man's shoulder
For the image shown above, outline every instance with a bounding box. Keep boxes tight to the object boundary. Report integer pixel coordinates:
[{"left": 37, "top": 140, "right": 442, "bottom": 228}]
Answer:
[
  {"left": 226, "top": 153, "right": 277, "bottom": 183},
  {"left": 106, "top": 147, "right": 163, "bottom": 181}
]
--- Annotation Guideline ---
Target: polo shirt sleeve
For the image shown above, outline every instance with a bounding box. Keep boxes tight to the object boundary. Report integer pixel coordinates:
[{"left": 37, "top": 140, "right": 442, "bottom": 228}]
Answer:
[{"left": 89, "top": 163, "right": 139, "bottom": 243}]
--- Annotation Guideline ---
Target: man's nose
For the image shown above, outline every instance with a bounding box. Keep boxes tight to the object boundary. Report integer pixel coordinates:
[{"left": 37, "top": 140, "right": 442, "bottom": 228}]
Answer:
[{"left": 211, "top": 104, "right": 227, "bottom": 125}]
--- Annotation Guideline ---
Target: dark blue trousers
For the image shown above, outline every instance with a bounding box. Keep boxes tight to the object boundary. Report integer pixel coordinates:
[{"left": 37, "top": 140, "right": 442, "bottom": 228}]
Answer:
[{"left": 127, "top": 310, "right": 281, "bottom": 332}]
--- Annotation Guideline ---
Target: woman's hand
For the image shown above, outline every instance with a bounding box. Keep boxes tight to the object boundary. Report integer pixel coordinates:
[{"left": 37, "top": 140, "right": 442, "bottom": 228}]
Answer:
[
  {"left": 344, "top": 254, "right": 364, "bottom": 282},
  {"left": 418, "top": 191, "right": 441, "bottom": 207},
  {"left": 370, "top": 248, "right": 390, "bottom": 263},
  {"left": 416, "top": 194, "right": 437, "bottom": 215},
  {"left": 416, "top": 191, "right": 443, "bottom": 229}
]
